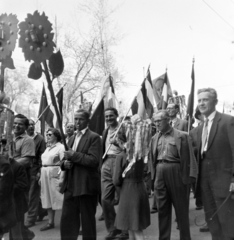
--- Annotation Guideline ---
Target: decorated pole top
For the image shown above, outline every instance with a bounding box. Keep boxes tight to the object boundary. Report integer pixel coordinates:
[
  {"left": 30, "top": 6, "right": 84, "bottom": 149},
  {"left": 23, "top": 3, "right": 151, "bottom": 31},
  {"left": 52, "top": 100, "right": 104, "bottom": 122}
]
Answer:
[
  {"left": 0, "top": 13, "right": 18, "bottom": 60},
  {"left": 18, "top": 11, "right": 56, "bottom": 66}
]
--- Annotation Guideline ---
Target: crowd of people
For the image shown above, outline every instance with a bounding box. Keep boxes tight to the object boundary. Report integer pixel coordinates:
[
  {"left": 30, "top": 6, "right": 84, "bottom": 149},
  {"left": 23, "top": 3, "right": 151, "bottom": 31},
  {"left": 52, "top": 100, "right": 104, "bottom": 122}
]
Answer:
[{"left": 0, "top": 87, "right": 234, "bottom": 240}]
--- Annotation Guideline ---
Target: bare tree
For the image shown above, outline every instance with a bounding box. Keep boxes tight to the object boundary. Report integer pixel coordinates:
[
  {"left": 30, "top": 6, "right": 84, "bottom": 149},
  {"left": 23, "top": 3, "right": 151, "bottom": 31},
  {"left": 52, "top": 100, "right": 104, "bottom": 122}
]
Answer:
[
  {"left": 4, "top": 69, "right": 40, "bottom": 115},
  {"left": 55, "top": 0, "right": 125, "bottom": 123}
]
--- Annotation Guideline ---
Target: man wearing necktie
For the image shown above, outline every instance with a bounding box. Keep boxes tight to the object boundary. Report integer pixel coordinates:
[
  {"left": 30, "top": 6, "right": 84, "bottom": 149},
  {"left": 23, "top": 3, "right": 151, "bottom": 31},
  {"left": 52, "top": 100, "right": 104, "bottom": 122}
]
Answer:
[
  {"left": 60, "top": 109, "right": 101, "bottom": 240},
  {"left": 196, "top": 88, "right": 234, "bottom": 240}
]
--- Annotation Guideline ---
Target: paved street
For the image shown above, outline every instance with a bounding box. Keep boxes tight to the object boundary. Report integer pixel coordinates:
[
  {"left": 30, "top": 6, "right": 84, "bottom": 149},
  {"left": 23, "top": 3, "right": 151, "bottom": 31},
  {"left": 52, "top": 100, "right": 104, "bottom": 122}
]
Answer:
[{"left": 3, "top": 195, "right": 212, "bottom": 240}]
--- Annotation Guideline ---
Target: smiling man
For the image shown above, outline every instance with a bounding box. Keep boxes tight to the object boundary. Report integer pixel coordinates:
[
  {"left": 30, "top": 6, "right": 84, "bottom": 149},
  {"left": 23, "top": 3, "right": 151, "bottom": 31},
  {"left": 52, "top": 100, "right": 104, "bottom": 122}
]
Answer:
[
  {"left": 60, "top": 109, "right": 101, "bottom": 240},
  {"left": 101, "top": 107, "right": 127, "bottom": 240},
  {"left": 195, "top": 88, "right": 234, "bottom": 240}
]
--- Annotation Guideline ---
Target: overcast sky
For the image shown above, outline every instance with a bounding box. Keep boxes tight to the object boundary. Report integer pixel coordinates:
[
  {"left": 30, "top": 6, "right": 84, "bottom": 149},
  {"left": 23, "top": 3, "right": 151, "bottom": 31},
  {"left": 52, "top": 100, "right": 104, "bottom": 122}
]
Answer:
[{"left": 3, "top": 0, "right": 234, "bottom": 112}]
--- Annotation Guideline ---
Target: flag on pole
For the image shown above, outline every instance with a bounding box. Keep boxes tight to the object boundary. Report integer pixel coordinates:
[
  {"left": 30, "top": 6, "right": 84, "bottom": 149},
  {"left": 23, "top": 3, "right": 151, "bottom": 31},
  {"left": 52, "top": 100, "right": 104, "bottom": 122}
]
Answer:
[
  {"left": 152, "top": 72, "right": 173, "bottom": 110},
  {"left": 38, "top": 84, "right": 54, "bottom": 135},
  {"left": 98, "top": 75, "right": 118, "bottom": 109},
  {"left": 89, "top": 98, "right": 105, "bottom": 135},
  {"left": 187, "top": 60, "right": 195, "bottom": 119},
  {"left": 131, "top": 68, "right": 154, "bottom": 119},
  {"left": 50, "top": 87, "right": 64, "bottom": 128}
]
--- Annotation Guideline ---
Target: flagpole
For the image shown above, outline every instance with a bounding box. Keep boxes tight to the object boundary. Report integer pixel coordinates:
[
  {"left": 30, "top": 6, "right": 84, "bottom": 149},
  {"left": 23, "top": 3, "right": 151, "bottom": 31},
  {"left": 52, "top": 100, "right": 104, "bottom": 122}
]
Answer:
[
  {"left": 35, "top": 83, "right": 67, "bottom": 125},
  {"left": 35, "top": 103, "right": 51, "bottom": 125},
  {"left": 187, "top": 57, "right": 195, "bottom": 134},
  {"left": 102, "top": 65, "right": 151, "bottom": 159}
]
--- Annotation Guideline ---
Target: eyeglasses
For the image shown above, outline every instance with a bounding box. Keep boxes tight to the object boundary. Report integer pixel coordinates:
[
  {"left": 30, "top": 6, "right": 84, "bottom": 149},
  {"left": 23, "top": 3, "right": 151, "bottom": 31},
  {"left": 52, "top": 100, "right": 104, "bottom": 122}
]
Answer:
[{"left": 46, "top": 133, "right": 53, "bottom": 137}]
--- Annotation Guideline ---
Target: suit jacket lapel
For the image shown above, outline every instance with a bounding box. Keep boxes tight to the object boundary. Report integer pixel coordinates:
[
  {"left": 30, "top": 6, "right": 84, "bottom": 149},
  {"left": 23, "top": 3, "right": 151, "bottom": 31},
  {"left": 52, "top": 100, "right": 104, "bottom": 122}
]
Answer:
[
  {"left": 197, "top": 123, "right": 203, "bottom": 153},
  {"left": 207, "top": 112, "right": 221, "bottom": 151}
]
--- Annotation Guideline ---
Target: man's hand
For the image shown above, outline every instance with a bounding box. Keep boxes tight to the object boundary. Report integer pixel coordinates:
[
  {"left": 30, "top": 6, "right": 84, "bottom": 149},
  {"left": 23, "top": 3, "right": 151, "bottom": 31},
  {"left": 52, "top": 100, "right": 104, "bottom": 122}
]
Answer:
[
  {"left": 230, "top": 182, "right": 234, "bottom": 192},
  {"left": 64, "top": 149, "right": 75, "bottom": 160},
  {"left": 64, "top": 160, "right": 73, "bottom": 170}
]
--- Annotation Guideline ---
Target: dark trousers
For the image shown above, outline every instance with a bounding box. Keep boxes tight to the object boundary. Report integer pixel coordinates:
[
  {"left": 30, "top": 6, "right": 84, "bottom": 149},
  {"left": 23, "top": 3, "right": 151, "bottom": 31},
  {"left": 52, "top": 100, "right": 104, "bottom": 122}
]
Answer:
[
  {"left": 151, "top": 190, "right": 158, "bottom": 210},
  {"left": 201, "top": 159, "right": 234, "bottom": 240},
  {"left": 155, "top": 163, "right": 191, "bottom": 240},
  {"left": 101, "top": 156, "right": 120, "bottom": 232},
  {"left": 60, "top": 191, "right": 97, "bottom": 240},
  {"left": 26, "top": 173, "right": 40, "bottom": 224}
]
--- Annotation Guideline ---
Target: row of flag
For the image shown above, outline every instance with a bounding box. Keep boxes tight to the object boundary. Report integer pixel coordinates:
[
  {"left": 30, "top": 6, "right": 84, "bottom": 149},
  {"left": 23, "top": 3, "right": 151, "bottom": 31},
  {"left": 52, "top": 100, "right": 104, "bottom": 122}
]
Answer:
[{"left": 38, "top": 61, "right": 195, "bottom": 136}]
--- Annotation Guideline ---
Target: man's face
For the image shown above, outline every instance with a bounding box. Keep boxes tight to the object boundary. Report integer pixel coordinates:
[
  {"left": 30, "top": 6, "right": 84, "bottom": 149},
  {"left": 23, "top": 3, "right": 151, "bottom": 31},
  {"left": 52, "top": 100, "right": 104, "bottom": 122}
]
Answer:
[
  {"left": 153, "top": 112, "right": 170, "bottom": 133},
  {"left": 166, "top": 103, "right": 178, "bottom": 118},
  {"left": 13, "top": 118, "right": 27, "bottom": 136},
  {"left": 74, "top": 113, "right": 89, "bottom": 131},
  {"left": 27, "top": 120, "right": 35, "bottom": 135},
  {"left": 105, "top": 110, "right": 118, "bottom": 127},
  {"left": 66, "top": 123, "right": 75, "bottom": 137},
  {"left": 198, "top": 92, "right": 217, "bottom": 117}
]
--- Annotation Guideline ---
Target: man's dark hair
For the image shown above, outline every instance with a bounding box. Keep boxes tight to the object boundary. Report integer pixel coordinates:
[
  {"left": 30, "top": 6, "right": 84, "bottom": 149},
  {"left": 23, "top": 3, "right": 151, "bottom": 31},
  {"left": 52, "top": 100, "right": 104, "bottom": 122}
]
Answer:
[
  {"left": 75, "top": 109, "right": 90, "bottom": 120},
  {"left": 47, "top": 128, "right": 62, "bottom": 142},
  {"left": 14, "top": 114, "right": 29, "bottom": 128},
  {"left": 105, "top": 107, "right": 118, "bottom": 117}
]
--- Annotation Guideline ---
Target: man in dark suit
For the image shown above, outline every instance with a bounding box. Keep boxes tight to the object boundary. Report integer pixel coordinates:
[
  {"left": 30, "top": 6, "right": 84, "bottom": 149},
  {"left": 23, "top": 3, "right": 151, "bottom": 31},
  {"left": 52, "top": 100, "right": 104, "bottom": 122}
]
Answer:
[
  {"left": 151, "top": 110, "right": 197, "bottom": 240},
  {"left": 60, "top": 109, "right": 101, "bottom": 240},
  {"left": 167, "top": 103, "right": 188, "bottom": 131},
  {"left": 195, "top": 88, "right": 234, "bottom": 240}
]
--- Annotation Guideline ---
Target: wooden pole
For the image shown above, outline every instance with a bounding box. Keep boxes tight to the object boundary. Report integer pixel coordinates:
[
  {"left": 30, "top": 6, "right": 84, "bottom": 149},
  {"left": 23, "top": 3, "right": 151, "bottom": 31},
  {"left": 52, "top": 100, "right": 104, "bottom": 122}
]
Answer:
[{"left": 42, "top": 60, "right": 68, "bottom": 150}]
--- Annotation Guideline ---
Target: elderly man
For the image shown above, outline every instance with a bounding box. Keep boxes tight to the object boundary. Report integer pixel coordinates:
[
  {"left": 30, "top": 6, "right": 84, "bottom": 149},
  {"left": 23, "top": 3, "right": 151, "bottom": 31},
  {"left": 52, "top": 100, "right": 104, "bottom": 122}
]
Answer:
[
  {"left": 60, "top": 109, "right": 101, "bottom": 240},
  {"left": 166, "top": 103, "right": 188, "bottom": 131},
  {"left": 195, "top": 88, "right": 234, "bottom": 240},
  {"left": 151, "top": 110, "right": 197, "bottom": 240},
  {"left": 65, "top": 122, "right": 75, "bottom": 144}
]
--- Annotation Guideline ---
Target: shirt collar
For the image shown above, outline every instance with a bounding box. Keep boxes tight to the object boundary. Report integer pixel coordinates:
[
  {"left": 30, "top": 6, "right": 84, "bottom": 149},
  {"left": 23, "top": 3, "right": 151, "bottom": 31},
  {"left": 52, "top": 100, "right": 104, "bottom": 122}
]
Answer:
[
  {"left": 160, "top": 127, "right": 173, "bottom": 136},
  {"left": 14, "top": 132, "right": 27, "bottom": 141},
  {"left": 205, "top": 111, "right": 216, "bottom": 122},
  {"left": 77, "top": 127, "right": 88, "bottom": 136}
]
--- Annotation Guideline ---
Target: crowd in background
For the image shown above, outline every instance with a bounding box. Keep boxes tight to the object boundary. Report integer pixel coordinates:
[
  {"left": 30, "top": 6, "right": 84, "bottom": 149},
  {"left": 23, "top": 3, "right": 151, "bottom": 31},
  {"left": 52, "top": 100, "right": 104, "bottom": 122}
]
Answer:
[{"left": 0, "top": 87, "right": 234, "bottom": 240}]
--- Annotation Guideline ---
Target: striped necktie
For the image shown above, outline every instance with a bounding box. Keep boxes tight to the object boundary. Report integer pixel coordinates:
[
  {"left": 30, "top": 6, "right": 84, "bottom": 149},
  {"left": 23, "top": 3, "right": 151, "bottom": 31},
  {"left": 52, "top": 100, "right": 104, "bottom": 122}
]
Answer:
[{"left": 201, "top": 119, "right": 209, "bottom": 155}]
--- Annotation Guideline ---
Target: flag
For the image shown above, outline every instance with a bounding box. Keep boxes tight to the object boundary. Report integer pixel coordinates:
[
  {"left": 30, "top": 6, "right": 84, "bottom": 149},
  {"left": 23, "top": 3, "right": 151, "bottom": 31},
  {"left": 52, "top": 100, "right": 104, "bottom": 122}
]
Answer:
[
  {"left": 98, "top": 75, "right": 118, "bottom": 109},
  {"left": 141, "top": 69, "right": 154, "bottom": 117},
  {"left": 38, "top": 84, "right": 54, "bottom": 136},
  {"left": 89, "top": 98, "right": 105, "bottom": 135},
  {"left": 187, "top": 61, "right": 195, "bottom": 119},
  {"left": 131, "top": 68, "right": 154, "bottom": 119},
  {"left": 152, "top": 72, "right": 173, "bottom": 109},
  {"left": 50, "top": 87, "right": 64, "bottom": 128}
]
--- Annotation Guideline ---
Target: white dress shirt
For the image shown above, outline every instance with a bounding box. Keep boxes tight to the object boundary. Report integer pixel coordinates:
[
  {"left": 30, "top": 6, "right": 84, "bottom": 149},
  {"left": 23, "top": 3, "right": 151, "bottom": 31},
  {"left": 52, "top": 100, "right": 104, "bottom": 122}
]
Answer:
[
  {"left": 203, "top": 111, "right": 216, "bottom": 151},
  {"left": 72, "top": 127, "right": 88, "bottom": 151}
]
